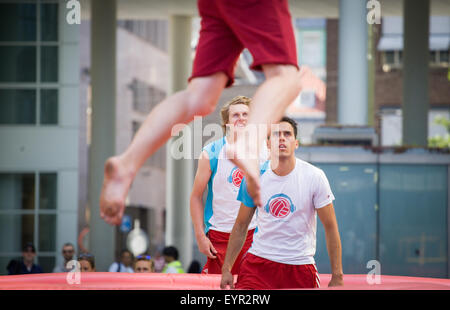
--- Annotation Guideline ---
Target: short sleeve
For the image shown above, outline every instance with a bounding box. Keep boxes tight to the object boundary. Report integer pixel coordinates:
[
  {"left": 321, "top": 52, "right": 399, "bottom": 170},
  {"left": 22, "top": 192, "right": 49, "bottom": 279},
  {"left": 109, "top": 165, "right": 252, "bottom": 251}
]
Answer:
[
  {"left": 237, "top": 177, "right": 256, "bottom": 208},
  {"left": 202, "top": 137, "right": 226, "bottom": 173},
  {"left": 236, "top": 161, "right": 270, "bottom": 208},
  {"left": 313, "top": 169, "right": 335, "bottom": 209}
]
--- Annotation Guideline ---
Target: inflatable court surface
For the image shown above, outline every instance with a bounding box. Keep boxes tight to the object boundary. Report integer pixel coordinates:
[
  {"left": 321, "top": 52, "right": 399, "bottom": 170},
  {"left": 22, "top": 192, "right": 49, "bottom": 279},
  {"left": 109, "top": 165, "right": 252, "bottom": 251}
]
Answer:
[{"left": 0, "top": 273, "right": 449, "bottom": 290}]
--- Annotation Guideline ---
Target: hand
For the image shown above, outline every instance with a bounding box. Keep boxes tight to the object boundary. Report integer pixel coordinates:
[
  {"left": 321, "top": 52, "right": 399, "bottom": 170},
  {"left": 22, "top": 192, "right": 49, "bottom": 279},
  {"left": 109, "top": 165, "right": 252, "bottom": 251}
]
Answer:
[
  {"left": 328, "top": 274, "right": 344, "bottom": 287},
  {"left": 220, "top": 269, "right": 234, "bottom": 289},
  {"left": 196, "top": 234, "right": 218, "bottom": 259}
]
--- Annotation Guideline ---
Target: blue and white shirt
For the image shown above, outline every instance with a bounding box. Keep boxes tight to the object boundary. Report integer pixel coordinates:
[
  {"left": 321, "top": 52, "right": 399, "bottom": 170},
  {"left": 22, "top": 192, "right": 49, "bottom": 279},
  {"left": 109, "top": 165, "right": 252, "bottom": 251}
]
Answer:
[
  {"left": 237, "top": 158, "right": 335, "bottom": 265},
  {"left": 202, "top": 137, "right": 266, "bottom": 233}
]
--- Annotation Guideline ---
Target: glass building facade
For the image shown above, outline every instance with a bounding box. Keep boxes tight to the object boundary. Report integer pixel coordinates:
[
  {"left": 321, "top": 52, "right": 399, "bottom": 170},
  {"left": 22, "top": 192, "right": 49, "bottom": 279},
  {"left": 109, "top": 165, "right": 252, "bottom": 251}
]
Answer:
[{"left": 0, "top": 0, "right": 79, "bottom": 274}]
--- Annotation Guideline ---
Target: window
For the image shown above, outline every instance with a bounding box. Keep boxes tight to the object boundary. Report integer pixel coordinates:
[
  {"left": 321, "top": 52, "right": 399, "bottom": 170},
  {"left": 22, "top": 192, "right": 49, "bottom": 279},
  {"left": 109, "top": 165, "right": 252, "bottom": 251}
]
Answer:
[
  {"left": 429, "top": 50, "right": 450, "bottom": 67},
  {"left": 382, "top": 50, "right": 402, "bottom": 72},
  {"left": 0, "top": 89, "right": 36, "bottom": 124},
  {"left": 0, "top": 1, "right": 59, "bottom": 125},
  {"left": 0, "top": 172, "right": 57, "bottom": 274},
  {"left": 382, "top": 49, "right": 449, "bottom": 72}
]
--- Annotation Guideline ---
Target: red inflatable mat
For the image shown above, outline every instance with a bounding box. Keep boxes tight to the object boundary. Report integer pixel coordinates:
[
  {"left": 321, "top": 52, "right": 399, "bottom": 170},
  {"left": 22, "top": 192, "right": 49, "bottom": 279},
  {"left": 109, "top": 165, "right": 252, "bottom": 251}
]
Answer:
[{"left": 0, "top": 273, "right": 449, "bottom": 290}]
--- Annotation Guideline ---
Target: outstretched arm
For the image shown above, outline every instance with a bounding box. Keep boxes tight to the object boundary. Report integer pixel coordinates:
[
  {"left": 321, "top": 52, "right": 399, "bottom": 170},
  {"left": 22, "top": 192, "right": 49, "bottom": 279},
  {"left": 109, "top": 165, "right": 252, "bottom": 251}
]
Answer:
[
  {"left": 317, "top": 203, "right": 344, "bottom": 287},
  {"left": 190, "top": 150, "right": 217, "bottom": 259},
  {"left": 220, "top": 203, "right": 255, "bottom": 289}
]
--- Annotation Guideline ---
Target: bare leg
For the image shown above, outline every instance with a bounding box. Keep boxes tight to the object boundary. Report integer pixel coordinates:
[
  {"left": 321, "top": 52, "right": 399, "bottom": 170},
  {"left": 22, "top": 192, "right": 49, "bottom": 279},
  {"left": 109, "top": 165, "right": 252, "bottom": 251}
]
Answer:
[
  {"left": 227, "top": 64, "right": 304, "bottom": 206},
  {"left": 100, "top": 73, "right": 227, "bottom": 225}
]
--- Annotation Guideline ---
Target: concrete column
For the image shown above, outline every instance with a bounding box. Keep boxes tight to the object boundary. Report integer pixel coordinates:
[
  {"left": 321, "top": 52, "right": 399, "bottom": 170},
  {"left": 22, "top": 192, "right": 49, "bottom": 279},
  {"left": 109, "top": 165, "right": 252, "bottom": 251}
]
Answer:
[
  {"left": 367, "top": 23, "right": 376, "bottom": 128},
  {"left": 88, "top": 0, "right": 116, "bottom": 271},
  {"left": 402, "top": 0, "right": 429, "bottom": 146},
  {"left": 337, "top": 0, "right": 368, "bottom": 125},
  {"left": 165, "top": 15, "right": 193, "bottom": 269}
]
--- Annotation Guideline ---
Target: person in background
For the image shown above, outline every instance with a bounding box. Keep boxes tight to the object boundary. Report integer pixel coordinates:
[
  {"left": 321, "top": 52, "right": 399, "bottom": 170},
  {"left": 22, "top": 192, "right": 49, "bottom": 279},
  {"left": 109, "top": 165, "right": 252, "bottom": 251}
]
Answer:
[
  {"left": 134, "top": 254, "right": 155, "bottom": 273},
  {"left": 7, "top": 243, "right": 43, "bottom": 275},
  {"left": 152, "top": 246, "right": 166, "bottom": 273},
  {"left": 78, "top": 253, "right": 96, "bottom": 272},
  {"left": 187, "top": 260, "right": 202, "bottom": 274},
  {"left": 53, "top": 243, "right": 75, "bottom": 273},
  {"left": 108, "top": 249, "right": 134, "bottom": 273},
  {"left": 162, "top": 246, "right": 185, "bottom": 274}
]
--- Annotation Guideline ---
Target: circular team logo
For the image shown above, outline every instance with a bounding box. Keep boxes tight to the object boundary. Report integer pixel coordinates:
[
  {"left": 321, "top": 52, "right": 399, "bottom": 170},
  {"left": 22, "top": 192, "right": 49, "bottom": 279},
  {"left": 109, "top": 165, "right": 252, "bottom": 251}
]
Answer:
[
  {"left": 264, "top": 194, "right": 296, "bottom": 218},
  {"left": 228, "top": 167, "right": 244, "bottom": 188}
]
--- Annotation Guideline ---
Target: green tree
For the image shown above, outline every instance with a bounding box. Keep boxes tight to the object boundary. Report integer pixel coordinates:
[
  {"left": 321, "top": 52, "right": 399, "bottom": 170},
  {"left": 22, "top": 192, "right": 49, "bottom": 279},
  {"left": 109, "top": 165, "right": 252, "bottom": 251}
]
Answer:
[{"left": 428, "top": 116, "right": 450, "bottom": 148}]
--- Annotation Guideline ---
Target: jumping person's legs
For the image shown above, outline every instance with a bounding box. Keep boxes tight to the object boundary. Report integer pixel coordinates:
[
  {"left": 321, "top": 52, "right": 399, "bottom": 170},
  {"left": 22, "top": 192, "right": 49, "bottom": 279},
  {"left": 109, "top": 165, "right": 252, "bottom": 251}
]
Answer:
[
  {"left": 100, "top": 0, "right": 301, "bottom": 224},
  {"left": 100, "top": 73, "right": 228, "bottom": 225},
  {"left": 226, "top": 65, "right": 304, "bottom": 207},
  {"left": 213, "top": 0, "right": 302, "bottom": 206},
  {"left": 100, "top": 1, "right": 244, "bottom": 226}
]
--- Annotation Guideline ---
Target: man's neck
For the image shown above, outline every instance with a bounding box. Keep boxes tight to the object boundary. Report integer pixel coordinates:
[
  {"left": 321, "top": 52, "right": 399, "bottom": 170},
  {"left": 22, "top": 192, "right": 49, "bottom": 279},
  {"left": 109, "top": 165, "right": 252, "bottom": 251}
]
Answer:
[
  {"left": 24, "top": 260, "right": 33, "bottom": 269},
  {"left": 271, "top": 156, "right": 296, "bottom": 176}
]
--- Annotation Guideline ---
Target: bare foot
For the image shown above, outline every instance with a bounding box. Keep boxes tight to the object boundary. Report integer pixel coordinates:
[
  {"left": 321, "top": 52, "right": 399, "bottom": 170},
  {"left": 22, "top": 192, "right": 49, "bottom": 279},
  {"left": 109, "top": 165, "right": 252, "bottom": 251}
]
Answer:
[
  {"left": 226, "top": 140, "right": 262, "bottom": 207},
  {"left": 99, "top": 156, "right": 135, "bottom": 226}
]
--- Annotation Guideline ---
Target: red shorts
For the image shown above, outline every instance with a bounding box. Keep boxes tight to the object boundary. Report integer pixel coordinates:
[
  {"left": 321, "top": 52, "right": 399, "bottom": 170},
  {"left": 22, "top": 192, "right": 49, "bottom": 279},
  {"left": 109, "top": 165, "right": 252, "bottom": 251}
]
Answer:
[
  {"left": 201, "top": 229, "right": 255, "bottom": 275},
  {"left": 189, "top": 0, "right": 298, "bottom": 87},
  {"left": 235, "top": 253, "right": 320, "bottom": 289}
]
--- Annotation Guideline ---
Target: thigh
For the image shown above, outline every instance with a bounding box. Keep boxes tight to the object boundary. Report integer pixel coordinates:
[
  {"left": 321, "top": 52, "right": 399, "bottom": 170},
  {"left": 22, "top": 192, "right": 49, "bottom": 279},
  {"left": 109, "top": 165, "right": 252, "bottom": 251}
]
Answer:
[
  {"left": 186, "top": 72, "right": 228, "bottom": 110},
  {"left": 190, "top": 0, "right": 244, "bottom": 87},
  {"left": 217, "top": 0, "right": 298, "bottom": 71}
]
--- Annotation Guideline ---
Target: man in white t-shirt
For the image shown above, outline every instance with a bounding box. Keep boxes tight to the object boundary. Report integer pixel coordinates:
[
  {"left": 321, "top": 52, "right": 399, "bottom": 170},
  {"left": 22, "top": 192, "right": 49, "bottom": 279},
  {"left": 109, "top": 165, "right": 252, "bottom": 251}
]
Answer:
[
  {"left": 190, "top": 96, "right": 265, "bottom": 275},
  {"left": 220, "top": 116, "right": 343, "bottom": 289}
]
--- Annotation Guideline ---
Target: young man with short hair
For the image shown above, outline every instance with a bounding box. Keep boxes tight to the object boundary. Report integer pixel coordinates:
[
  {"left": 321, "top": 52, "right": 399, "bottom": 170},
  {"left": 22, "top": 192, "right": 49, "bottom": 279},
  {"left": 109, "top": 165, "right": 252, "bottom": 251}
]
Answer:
[
  {"left": 134, "top": 255, "right": 155, "bottom": 273},
  {"left": 190, "top": 96, "right": 263, "bottom": 275},
  {"left": 220, "top": 117, "right": 344, "bottom": 289}
]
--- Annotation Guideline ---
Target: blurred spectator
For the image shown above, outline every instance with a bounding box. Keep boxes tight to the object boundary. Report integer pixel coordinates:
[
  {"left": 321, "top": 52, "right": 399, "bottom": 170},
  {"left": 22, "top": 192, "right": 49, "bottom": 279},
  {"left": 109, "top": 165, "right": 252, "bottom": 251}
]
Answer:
[
  {"left": 7, "top": 243, "right": 43, "bottom": 275},
  {"left": 53, "top": 243, "right": 75, "bottom": 273},
  {"left": 187, "top": 260, "right": 201, "bottom": 274},
  {"left": 108, "top": 249, "right": 134, "bottom": 273},
  {"left": 134, "top": 254, "right": 155, "bottom": 273},
  {"left": 78, "top": 253, "right": 96, "bottom": 272},
  {"left": 153, "top": 245, "right": 166, "bottom": 273},
  {"left": 162, "top": 246, "right": 185, "bottom": 274}
]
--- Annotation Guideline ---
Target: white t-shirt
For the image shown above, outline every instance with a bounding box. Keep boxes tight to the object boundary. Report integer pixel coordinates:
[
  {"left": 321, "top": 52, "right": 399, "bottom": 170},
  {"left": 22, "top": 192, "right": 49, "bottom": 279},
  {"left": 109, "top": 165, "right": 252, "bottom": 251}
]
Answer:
[
  {"left": 237, "top": 158, "right": 335, "bottom": 265},
  {"left": 202, "top": 137, "right": 267, "bottom": 233}
]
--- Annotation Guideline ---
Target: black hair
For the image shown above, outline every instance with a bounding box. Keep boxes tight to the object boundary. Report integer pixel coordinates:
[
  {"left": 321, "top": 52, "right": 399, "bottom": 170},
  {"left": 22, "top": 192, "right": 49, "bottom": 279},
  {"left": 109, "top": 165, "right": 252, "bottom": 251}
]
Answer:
[
  {"left": 120, "top": 249, "right": 133, "bottom": 257},
  {"left": 279, "top": 116, "right": 298, "bottom": 138},
  {"left": 23, "top": 242, "right": 36, "bottom": 253},
  {"left": 268, "top": 116, "right": 298, "bottom": 139},
  {"left": 162, "top": 246, "right": 179, "bottom": 260}
]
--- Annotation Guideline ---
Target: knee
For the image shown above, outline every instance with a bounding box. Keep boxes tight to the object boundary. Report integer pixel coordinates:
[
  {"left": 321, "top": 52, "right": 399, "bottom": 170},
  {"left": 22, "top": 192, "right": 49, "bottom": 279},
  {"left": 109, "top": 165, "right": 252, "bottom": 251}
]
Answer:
[
  {"left": 265, "top": 64, "right": 303, "bottom": 92},
  {"left": 185, "top": 90, "right": 218, "bottom": 117}
]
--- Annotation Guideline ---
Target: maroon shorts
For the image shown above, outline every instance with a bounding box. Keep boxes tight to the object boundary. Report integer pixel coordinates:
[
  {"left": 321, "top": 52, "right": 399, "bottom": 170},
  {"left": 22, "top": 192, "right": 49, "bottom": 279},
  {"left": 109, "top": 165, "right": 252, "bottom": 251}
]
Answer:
[
  {"left": 189, "top": 0, "right": 299, "bottom": 87},
  {"left": 201, "top": 229, "right": 255, "bottom": 275},
  {"left": 235, "top": 253, "right": 320, "bottom": 289}
]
